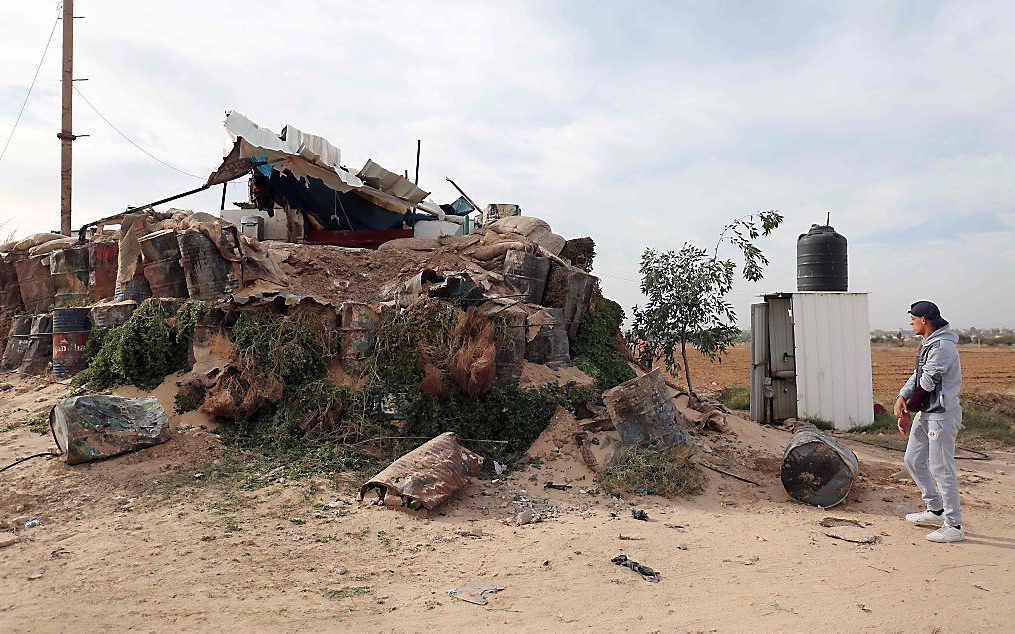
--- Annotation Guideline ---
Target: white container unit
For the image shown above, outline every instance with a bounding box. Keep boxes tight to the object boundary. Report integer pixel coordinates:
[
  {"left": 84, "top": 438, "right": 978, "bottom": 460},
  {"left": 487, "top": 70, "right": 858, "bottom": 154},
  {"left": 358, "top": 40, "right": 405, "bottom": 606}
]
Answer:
[{"left": 750, "top": 291, "right": 873, "bottom": 430}]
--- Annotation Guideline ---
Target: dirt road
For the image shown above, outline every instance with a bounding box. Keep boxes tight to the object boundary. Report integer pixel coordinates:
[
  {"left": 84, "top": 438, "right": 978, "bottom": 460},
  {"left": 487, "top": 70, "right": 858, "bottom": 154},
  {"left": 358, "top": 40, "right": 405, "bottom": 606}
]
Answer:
[{"left": 2, "top": 375, "right": 1014, "bottom": 632}]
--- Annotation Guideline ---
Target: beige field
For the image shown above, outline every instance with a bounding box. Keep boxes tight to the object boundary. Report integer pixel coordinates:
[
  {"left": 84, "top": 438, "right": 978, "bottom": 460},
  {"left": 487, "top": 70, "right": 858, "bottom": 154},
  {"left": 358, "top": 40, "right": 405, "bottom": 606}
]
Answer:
[{"left": 677, "top": 344, "right": 1015, "bottom": 399}]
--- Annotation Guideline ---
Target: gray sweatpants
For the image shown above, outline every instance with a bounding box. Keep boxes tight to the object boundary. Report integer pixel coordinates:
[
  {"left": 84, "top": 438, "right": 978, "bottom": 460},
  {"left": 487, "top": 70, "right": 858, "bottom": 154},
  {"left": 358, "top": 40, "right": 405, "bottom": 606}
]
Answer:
[{"left": 904, "top": 410, "right": 963, "bottom": 527}]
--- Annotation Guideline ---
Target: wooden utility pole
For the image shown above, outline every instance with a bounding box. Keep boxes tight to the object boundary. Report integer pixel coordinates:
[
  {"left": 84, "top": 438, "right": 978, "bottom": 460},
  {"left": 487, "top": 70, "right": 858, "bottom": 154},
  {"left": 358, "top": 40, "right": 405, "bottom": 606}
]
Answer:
[{"left": 58, "top": 0, "right": 74, "bottom": 235}]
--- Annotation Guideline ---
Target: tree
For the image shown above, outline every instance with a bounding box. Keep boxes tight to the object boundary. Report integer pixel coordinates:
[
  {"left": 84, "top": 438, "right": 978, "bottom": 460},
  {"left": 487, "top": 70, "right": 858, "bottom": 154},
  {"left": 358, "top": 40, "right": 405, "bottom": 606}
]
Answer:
[{"left": 631, "top": 211, "right": 783, "bottom": 395}]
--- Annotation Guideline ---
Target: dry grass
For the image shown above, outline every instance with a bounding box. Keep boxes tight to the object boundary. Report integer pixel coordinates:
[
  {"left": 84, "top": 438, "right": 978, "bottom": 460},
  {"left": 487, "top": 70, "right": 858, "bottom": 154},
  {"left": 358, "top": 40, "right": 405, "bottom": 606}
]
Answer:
[{"left": 448, "top": 307, "right": 497, "bottom": 397}]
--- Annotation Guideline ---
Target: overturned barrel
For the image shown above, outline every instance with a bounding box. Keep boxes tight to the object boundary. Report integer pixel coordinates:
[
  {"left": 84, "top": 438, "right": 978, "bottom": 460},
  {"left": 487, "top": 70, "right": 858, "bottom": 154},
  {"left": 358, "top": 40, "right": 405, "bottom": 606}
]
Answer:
[
  {"left": 0, "top": 314, "right": 34, "bottom": 371},
  {"left": 88, "top": 241, "right": 118, "bottom": 301},
  {"left": 178, "top": 230, "right": 234, "bottom": 299},
  {"left": 19, "top": 313, "right": 53, "bottom": 375},
  {"left": 781, "top": 424, "right": 859, "bottom": 508},
  {"left": 0, "top": 255, "right": 24, "bottom": 313},
  {"left": 503, "top": 250, "right": 550, "bottom": 304},
  {"left": 51, "top": 246, "right": 91, "bottom": 307},
  {"left": 139, "top": 229, "right": 189, "bottom": 298},
  {"left": 15, "top": 254, "right": 55, "bottom": 313},
  {"left": 52, "top": 307, "right": 92, "bottom": 379}
]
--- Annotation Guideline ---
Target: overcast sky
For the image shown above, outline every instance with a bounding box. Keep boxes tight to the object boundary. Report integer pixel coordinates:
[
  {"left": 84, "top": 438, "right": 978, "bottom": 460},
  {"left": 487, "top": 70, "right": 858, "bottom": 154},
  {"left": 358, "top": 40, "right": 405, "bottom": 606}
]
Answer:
[{"left": 2, "top": 1, "right": 1013, "bottom": 330}]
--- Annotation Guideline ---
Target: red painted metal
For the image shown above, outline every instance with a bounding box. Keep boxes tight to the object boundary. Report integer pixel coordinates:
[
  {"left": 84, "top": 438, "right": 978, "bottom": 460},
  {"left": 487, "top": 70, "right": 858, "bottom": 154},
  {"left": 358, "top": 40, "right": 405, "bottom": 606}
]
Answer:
[{"left": 305, "top": 229, "right": 413, "bottom": 250}]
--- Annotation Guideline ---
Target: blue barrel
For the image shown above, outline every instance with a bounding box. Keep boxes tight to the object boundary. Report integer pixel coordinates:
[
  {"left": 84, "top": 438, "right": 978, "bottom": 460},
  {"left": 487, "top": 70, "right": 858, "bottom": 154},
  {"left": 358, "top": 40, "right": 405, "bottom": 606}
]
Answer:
[{"left": 52, "top": 307, "right": 92, "bottom": 379}]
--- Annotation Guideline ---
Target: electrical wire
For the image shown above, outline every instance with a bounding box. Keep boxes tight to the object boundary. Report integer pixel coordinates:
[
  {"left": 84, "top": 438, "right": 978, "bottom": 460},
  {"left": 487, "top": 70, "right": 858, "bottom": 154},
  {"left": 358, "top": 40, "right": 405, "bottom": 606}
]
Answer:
[
  {"left": 0, "top": 14, "right": 60, "bottom": 166},
  {"left": 72, "top": 85, "right": 205, "bottom": 180}
]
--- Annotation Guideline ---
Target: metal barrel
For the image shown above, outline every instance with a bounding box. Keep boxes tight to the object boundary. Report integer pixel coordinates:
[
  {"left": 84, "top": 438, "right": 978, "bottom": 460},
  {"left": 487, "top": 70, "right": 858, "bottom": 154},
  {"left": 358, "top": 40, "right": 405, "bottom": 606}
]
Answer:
[
  {"left": 50, "top": 246, "right": 92, "bottom": 307},
  {"left": 339, "top": 302, "right": 381, "bottom": 373},
  {"left": 90, "top": 301, "right": 138, "bottom": 329},
  {"left": 781, "top": 424, "right": 860, "bottom": 508},
  {"left": 18, "top": 313, "right": 53, "bottom": 375},
  {"left": 502, "top": 249, "right": 550, "bottom": 303},
  {"left": 14, "top": 254, "right": 55, "bottom": 313},
  {"left": 523, "top": 307, "right": 571, "bottom": 369},
  {"left": 88, "top": 241, "right": 118, "bottom": 301},
  {"left": 488, "top": 305, "right": 526, "bottom": 382},
  {"left": 139, "top": 229, "right": 189, "bottom": 298},
  {"left": 52, "top": 307, "right": 91, "bottom": 379},
  {"left": 114, "top": 266, "right": 152, "bottom": 302},
  {"left": 178, "top": 230, "right": 234, "bottom": 299},
  {"left": 602, "top": 368, "right": 694, "bottom": 451},
  {"left": 0, "top": 314, "right": 34, "bottom": 370},
  {"left": 0, "top": 254, "right": 25, "bottom": 313}
]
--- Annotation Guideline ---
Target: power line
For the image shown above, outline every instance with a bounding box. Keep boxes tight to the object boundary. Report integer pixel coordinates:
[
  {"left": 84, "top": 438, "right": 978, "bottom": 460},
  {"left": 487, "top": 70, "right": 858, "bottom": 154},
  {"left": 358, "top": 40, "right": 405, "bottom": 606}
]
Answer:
[
  {"left": 0, "top": 15, "right": 60, "bottom": 166},
  {"left": 72, "top": 85, "right": 205, "bottom": 180}
]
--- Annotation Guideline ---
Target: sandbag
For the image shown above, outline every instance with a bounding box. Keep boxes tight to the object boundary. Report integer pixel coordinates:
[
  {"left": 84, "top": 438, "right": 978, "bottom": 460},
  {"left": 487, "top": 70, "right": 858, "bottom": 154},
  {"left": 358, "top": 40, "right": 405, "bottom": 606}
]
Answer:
[
  {"left": 28, "top": 237, "right": 80, "bottom": 257},
  {"left": 50, "top": 395, "right": 172, "bottom": 465},
  {"left": 10, "top": 233, "right": 65, "bottom": 253},
  {"left": 377, "top": 237, "right": 439, "bottom": 252}
]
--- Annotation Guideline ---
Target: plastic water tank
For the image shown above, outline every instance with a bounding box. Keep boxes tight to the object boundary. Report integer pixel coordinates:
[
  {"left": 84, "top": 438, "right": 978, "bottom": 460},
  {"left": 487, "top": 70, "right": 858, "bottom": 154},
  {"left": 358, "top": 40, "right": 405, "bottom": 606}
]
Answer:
[{"left": 797, "top": 224, "right": 847, "bottom": 291}]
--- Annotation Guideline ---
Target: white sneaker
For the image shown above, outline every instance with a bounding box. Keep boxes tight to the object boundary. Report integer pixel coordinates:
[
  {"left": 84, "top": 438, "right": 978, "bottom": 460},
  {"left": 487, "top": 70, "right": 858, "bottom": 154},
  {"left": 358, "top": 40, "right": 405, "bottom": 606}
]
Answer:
[
  {"left": 926, "top": 525, "right": 965, "bottom": 543},
  {"left": 905, "top": 510, "right": 944, "bottom": 525}
]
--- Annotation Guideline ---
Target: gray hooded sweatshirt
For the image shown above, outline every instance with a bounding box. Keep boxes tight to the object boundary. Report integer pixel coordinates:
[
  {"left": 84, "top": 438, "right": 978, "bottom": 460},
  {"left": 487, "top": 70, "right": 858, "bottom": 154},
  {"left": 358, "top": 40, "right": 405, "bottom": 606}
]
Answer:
[{"left": 899, "top": 326, "right": 962, "bottom": 419}]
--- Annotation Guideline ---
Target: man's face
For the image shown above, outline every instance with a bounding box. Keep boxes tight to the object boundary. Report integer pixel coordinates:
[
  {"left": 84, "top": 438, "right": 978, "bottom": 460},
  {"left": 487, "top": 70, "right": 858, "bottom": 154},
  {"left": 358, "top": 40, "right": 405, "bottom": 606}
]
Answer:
[{"left": 910, "top": 314, "right": 930, "bottom": 336}]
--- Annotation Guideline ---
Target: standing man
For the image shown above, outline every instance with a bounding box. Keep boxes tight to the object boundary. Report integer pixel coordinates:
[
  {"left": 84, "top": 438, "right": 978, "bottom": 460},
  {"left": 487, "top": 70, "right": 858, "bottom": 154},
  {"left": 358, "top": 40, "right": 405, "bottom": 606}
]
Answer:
[{"left": 894, "top": 301, "right": 964, "bottom": 543}]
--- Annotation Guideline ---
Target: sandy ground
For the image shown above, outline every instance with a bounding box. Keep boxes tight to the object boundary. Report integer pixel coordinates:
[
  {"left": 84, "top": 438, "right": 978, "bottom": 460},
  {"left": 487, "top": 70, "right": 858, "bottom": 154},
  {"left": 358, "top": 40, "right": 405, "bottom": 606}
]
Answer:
[
  {"left": 2, "top": 373, "right": 1015, "bottom": 632},
  {"left": 675, "top": 344, "right": 1015, "bottom": 398}
]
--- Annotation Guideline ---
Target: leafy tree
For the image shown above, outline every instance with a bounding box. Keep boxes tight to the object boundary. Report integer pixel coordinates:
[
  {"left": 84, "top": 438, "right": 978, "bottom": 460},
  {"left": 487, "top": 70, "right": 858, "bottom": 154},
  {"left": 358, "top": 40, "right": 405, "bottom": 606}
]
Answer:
[{"left": 631, "top": 211, "right": 783, "bottom": 395}]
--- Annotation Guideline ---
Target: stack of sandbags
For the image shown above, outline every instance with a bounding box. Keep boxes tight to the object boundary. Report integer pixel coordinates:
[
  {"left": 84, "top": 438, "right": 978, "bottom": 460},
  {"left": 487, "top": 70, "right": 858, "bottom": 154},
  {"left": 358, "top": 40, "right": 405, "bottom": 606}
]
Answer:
[{"left": 0, "top": 233, "right": 66, "bottom": 255}]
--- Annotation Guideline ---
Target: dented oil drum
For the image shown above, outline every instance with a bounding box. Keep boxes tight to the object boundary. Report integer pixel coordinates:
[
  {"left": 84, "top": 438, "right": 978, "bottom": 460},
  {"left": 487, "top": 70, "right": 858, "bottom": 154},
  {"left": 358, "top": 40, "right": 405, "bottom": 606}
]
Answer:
[
  {"left": 50, "top": 246, "right": 91, "bottom": 307},
  {"left": 603, "top": 369, "right": 694, "bottom": 451},
  {"left": 781, "top": 424, "right": 859, "bottom": 508},
  {"left": 19, "top": 313, "right": 53, "bottom": 375},
  {"left": 88, "top": 241, "right": 118, "bottom": 301},
  {"left": 15, "top": 254, "right": 55, "bottom": 313},
  {"left": 0, "top": 254, "right": 24, "bottom": 313},
  {"left": 0, "top": 314, "right": 34, "bottom": 371},
  {"left": 503, "top": 250, "right": 550, "bottom": 304},
  {"left": 90, "top": 301, "right": 137, "bottom": 329},
  {"left": 52, "top": 307, "right": 91, "bottom": 379},
  {"left": 114, "top": 267, "right": 152, "bottom": 302},
  {"left": 524, "top": 307, "right": 571, "bottom": 369},
  {"left": 339, "top": 302, "right": 381, "bottom": 373},
  {"left": 178, "top": 230, "right": 233, "bottom": 299},
  {"left": 139, "top": 229, "right": 189, "bottom": 298}
]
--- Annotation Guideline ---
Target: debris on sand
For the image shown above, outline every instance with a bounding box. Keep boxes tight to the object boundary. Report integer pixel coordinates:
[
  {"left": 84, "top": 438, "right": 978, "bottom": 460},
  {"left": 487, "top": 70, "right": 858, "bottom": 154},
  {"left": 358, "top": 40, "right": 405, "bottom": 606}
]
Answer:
[
  {"left": 611, "top": 554, "right": 660, "bottom": 583},
  {"left": 359, "top": 432, "right": 484, "bottom": 510},
  {"left": 50, "top": 395, "right": 171, "bottom": 465}
]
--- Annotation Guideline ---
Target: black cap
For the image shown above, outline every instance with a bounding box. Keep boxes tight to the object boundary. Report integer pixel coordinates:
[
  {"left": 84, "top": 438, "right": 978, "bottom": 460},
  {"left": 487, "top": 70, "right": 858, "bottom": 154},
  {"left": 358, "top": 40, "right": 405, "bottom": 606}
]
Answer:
[{"left": 909, "top": 301, "right": 948, "bottom": 327}]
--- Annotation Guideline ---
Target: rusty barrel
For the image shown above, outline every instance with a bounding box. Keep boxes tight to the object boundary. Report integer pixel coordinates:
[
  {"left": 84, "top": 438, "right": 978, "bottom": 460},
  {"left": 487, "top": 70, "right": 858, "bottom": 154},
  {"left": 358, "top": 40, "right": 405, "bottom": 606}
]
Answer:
[
  {"left": 19, "top": 313, "right": 53, "bottom": 375},
  {"left": 524, "top": 307, "right": 571, "bottom": 369},
  {"left": 503, "top": 250, "right": 550, "bottom": 304},
  {"left": 114, "top": 267, "right": 152, "bottom": 302},
  {"left": 0, "top": 254, "right": 24, "bottom": 313},
  {"left": 1, "top": 314, "right": 34, "bottom": 371},
  {"left": 139, "top": 229, "right": 189, "bottom": 298},
  {"left": 781, "top": 424, "right": 860, "bottom": 508},
  {"left": 50, "top": 246, "right": 91, "bottom": 307},
  {"left": 489, "top": 304, "right": 526, "bottom": 382},
  {"left": 603, "top": 369, "right": 694, "bottom": 451},
  {"left": 178, "top": 230, "right": 233, "bottom": 299},
  {"left": 88, "top": 241, "right": 118, "bottom": 301},
  {"left": 90, "top": 301, "right": 138, "bottom": 329},
  {"left": 52, "top": 307, "right": 92, "bottom": 379},
  {"left": 15, "top": 254, "right": 55, "bottom": 313},
  {"left": 339, "top": 302, "right": 381, "bottom": 373}
]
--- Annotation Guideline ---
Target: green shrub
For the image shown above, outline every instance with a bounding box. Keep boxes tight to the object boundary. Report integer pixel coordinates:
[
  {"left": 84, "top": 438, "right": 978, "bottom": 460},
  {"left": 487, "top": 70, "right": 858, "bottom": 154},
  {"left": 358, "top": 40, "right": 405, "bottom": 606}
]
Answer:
[
  {"left": 717, "top": 386, "right": 750, "bottom": 410},
  {"left": 573, "top": 296, "right": 636, "bottom": 391},
  {"left": 598, "top": 445, "right": 704, "bottom": 497}
]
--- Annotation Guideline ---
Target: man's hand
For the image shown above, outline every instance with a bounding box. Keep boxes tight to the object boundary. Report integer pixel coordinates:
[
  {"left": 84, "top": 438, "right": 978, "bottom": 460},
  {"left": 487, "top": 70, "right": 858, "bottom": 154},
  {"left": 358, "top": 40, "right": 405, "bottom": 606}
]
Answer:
[
  {"left": 898, "top": 412, "right": 912, "bottom": 436},
  {"left": 893, "top": 395, "right": 907, "bottom": 418}
]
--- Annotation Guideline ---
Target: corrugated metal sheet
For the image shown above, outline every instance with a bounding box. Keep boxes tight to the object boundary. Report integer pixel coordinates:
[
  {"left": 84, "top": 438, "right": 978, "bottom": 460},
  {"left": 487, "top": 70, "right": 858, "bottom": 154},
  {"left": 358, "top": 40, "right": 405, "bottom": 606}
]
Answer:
[{"left": 791, "top": 293, "right": 873, "bottom": 430}]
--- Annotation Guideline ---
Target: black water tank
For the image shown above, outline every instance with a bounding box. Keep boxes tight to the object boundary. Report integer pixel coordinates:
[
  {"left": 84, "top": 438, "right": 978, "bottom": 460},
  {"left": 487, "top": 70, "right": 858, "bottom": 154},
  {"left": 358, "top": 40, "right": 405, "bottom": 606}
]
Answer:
[{"left": 797, "top": 224, "right": 847, "bottom": 291}]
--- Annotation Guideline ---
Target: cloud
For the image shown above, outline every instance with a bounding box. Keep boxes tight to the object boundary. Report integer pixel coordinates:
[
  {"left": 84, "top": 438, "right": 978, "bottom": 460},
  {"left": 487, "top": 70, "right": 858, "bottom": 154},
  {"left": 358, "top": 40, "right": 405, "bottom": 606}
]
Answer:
[{"left": 1, "top": 0, "right": 1013, "bottom": 330}]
